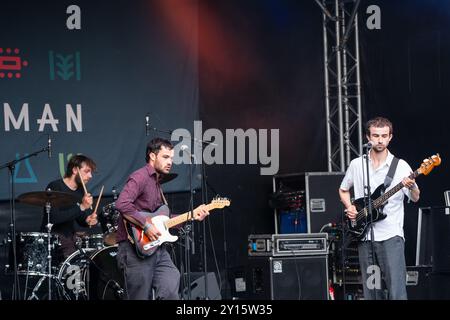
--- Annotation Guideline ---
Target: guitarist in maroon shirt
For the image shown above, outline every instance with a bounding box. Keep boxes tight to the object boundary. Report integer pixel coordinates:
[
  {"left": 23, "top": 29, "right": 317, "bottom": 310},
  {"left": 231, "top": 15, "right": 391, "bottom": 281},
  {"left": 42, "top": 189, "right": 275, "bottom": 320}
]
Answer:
[{"left": 115, "top": 138, "right": 209, "bottom": 300}]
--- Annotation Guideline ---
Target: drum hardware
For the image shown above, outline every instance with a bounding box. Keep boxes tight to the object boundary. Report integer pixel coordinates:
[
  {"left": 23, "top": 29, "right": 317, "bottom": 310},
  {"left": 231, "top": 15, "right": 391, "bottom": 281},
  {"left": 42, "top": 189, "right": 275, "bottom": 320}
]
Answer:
[
  {"left": 25, "top": 274, "right": 70, "bottom": 300},
  {"left": 17, "top": 190, "right": 77, "bottom": 300},
  {"left": 0, "top": 142, "right": 50, "bottom": 300},
  {"left": 101, "top": 201, "right": 120, "bottom": 246}
]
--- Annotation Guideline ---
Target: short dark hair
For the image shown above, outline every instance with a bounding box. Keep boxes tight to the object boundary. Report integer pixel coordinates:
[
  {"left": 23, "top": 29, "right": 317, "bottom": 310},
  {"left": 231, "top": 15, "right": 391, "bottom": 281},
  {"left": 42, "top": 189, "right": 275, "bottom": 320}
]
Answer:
[
  {"left": 366, "top": 116, "right": 393, "bottom": 136},
  {"left": 64, "top": 154, "right": 97, "bottom": 178},
  {"left": 145, "top": 138, "right": 173, "bottom": 162}
]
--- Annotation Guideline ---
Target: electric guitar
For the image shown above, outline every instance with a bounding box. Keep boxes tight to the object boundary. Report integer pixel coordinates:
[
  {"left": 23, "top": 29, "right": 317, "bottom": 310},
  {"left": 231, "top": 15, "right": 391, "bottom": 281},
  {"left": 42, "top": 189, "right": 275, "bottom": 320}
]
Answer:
[
  {"left": 126, "top": 197, "right": 231, "bottom": 258},
  {"left": 347, "top": 154, "right": 441, "bottom": 240}
]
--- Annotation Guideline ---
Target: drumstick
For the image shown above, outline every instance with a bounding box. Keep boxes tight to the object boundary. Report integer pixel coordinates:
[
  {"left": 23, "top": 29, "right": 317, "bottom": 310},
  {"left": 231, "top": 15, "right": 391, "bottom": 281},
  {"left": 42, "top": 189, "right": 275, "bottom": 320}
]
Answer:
[
  {"left": 89, "top": 185, "right": 104, "bottom": 228},
  {"left": 93, "top": 185, "right": 104, "bottom": 214},
  {"left": 76, "top": 167, "right": 88, "bottom": 195},
  {"left": 77, "top": 167, "right": 92, "bottom": 209}
]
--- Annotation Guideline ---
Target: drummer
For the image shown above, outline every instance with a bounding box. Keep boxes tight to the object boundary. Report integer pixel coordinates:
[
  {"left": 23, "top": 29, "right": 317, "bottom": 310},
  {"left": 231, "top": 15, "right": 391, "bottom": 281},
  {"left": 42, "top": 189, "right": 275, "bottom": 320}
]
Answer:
[{"left": 40, "top": 154, "right": 99, "bottom": 260}]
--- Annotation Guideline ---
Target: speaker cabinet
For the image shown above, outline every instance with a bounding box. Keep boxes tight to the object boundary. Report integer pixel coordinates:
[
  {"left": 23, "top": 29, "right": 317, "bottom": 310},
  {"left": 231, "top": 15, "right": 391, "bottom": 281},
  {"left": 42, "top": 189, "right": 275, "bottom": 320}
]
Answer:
[
  {"left": 406, "top": 265, "right": 432, "bottom": 300},
  {"left": 273, "top": 172, "right": 345, "bottom": 233},
  {"left": 247, "top": 255, "right": 329, "bottom": 300},
  {"left": 304, "top": 172, "right": 345, "bottom": 233},
  {"left": 182, "top": 272, "right": 221, "bottom": 300}
]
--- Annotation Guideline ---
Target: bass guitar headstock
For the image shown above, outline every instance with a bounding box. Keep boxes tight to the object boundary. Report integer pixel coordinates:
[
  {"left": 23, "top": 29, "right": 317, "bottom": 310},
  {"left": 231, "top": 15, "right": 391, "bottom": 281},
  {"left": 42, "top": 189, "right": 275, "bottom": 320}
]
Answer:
[{"left": 418, "top": 154, "right": 441, "bottom": 176}]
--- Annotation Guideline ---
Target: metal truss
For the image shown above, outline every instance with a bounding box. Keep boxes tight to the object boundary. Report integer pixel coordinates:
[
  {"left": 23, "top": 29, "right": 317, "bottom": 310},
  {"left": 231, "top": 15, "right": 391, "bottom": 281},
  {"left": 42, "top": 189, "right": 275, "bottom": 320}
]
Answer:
[{"left": 316, "top": 0, "right": 363, "bottom": 171}]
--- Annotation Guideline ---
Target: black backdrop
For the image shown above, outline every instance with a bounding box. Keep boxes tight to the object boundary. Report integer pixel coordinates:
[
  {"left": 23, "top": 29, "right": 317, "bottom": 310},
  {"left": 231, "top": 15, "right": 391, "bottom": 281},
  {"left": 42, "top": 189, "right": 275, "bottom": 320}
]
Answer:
[{"left": 1, "top": 0, "right": 449, "bottom": 299}]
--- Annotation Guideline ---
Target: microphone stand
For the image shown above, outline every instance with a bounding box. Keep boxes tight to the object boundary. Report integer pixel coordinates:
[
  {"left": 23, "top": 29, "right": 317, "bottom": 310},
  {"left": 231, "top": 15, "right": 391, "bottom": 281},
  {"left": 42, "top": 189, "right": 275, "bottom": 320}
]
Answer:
[
  {"left": 146, "top": 117, "right": 216, "bottom": 300},
  {"left": 362, "top": 145, "right": 377, "bottom": 300},
  {"left": 0, "top": 144, "right": 50, "bottom": 300},
  {"left": 184, "top": 151, "right": 194, "bottom": 300},
  {"left": 144, "top": 117, "right": 217, "bottom": 148},
  {"left": 206, "top": 181, "right": 230, "bottom": 300},
  {"left": 200, "top": 150, "right": 209, "bottom": 300},
  {"left": 341, "top": 206, "right": 347, "bottom": 300}
]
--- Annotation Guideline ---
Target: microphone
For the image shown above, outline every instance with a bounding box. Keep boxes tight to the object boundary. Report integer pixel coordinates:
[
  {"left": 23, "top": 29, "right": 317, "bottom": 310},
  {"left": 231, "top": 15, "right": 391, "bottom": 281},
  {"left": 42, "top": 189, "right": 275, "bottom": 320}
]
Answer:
[
  {"left": 47, "top": 135, "right": 52, "bottom": 158},
  {"left": 180, "top": 144, "right": 191, "bottom": 155},
  {"left": 180, "top": 144, "right": 196, "bottom": 163},
  {"left": 145, "top": 114, "right": 150, "bottom": 136},
  {"left": 363, "top": 142, "right": 372, "bottom": 149},
  {"left": 111, "top": 280, "right": 124, "bottom": 299}
]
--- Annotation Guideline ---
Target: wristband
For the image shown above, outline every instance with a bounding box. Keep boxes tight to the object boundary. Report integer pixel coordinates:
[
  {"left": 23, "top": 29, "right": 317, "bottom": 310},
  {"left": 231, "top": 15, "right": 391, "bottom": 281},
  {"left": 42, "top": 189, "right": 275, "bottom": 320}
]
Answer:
[{"left": 143, "top": 223, "right": 152, "bottom": 232}]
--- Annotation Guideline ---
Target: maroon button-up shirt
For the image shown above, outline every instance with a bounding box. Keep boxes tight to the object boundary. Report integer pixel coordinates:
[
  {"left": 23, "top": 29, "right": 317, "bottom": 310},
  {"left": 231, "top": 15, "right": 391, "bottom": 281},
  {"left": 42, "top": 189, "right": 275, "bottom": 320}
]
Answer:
[{"left": 115, "top": 164, "right": 163, "bottom": 243}]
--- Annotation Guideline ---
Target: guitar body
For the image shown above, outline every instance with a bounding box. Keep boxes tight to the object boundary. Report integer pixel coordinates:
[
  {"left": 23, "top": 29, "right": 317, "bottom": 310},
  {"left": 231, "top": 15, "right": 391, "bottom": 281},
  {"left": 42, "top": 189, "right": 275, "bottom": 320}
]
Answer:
[
  {"left": 346, "top": 184, "right": 388, "bottom": 240},
  {"left": 125, "top": 197, "right": 231, "bottom": 259},
  {"left": 126, "top": 205, "right": 178, "bottom": 258}
]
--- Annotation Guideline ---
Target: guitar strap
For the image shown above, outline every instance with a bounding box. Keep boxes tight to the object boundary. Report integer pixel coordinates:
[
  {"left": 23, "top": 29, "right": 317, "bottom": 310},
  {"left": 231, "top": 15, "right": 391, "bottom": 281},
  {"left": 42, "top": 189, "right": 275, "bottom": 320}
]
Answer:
[
  {"left": 159, "top": 185, "right": 168, "bottom": 205},
  {"left": 125, "top": 183, "right": 168, "bottom": 246},
  {"left": 124, "top": 218, "right": 134, "bottom": 244},
  {"left": 383, "top": 157, "right": 399, "bottom": 190}
]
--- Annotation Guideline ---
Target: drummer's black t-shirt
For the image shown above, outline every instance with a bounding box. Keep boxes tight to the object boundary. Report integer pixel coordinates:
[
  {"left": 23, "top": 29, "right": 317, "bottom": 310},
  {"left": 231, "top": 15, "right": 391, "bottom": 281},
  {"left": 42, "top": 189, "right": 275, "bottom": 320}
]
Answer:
[{"left": 40, "top": 179, "right": 92, "bottom": 259}]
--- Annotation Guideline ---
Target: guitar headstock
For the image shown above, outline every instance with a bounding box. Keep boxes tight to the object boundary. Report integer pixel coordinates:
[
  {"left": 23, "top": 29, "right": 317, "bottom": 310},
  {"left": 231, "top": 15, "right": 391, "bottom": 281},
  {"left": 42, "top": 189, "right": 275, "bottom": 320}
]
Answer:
[
  {"left": 210, "top": 197, "right": 231, "bottom": 209},
  {"left": 417, "top": 154, "right": 441, "bottom": 176}
]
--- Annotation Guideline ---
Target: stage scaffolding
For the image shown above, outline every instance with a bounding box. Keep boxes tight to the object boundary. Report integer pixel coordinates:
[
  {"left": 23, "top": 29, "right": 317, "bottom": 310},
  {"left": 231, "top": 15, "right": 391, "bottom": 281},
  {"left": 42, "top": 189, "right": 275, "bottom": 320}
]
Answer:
[{"left": 316, "top": 0, "right": 364, "bottom": 171}]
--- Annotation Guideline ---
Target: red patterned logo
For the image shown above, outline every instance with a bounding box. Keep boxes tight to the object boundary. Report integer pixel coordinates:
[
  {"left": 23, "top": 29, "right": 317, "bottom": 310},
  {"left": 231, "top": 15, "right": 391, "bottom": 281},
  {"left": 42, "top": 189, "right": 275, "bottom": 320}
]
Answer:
[{"left": 0, "top": 48, "right": 29, "bottom": 79}]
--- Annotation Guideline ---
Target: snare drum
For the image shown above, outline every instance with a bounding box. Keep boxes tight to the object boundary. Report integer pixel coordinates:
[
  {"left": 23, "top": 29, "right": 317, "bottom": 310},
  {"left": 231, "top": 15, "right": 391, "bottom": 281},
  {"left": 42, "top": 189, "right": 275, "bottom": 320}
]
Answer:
[{"left": 76, "top": 234, "right": 105, "bottom": 250}]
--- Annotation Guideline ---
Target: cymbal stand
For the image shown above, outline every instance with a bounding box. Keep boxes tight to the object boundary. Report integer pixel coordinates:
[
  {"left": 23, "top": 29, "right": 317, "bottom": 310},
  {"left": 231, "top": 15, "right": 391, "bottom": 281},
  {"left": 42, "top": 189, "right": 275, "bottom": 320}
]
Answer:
[
  {"left": 0, "top": 144, "right": 49, "bottom": 300},
  {"left": 44, "top": 197, "right": 53, "bottom": 300}
]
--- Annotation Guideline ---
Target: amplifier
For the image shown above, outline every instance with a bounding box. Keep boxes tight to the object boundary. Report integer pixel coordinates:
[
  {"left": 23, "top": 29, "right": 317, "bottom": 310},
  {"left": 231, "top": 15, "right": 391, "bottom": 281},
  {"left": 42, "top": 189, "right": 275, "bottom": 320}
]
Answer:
[
  {"left": 248, "top": 234, "right": 273, "bottom": 256},
  {"left": 272, "top": 233, "right": 328, "bottom": 256}
]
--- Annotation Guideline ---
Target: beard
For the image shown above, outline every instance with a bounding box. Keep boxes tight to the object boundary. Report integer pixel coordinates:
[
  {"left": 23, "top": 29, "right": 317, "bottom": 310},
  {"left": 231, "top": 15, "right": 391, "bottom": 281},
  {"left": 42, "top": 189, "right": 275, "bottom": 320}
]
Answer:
[
  {"left": 155, "top": 165, "right": 171, "bottom": 175},
  {"left": 74, "top": 175, "right": 83, "bottom": 188},
  {"left": 372, "top": 144, "right": 387, "bottom": 153}
]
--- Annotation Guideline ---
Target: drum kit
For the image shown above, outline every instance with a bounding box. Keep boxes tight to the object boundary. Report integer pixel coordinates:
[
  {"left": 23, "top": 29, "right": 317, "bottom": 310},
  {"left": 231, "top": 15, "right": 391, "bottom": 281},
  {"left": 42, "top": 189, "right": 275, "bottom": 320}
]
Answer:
[{"left": 5, "top": 190, "right": 123, "bottom": 300}]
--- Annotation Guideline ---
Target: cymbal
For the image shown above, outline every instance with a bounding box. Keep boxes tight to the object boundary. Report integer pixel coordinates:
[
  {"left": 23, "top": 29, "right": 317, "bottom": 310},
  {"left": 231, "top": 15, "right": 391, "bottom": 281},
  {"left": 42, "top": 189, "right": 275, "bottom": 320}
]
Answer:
[
  {"left": 17, "top": 191, "right": 78, "bottom": 208},
  {"left": 159, "top": 173, "right": 178, "bottom": 184}
]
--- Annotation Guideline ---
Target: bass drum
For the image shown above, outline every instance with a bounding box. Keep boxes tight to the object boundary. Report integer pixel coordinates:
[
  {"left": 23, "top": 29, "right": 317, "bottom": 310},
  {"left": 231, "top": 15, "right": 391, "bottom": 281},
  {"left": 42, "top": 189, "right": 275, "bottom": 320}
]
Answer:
[
  {"left": 58, "top": 246, "right": 124, "bottom": 300},
  {"left": 88, "top": 245, "right": 124, "bottom": 300},
  {"left": 57, "top": 248, "right": 95, "bottom": 300}
]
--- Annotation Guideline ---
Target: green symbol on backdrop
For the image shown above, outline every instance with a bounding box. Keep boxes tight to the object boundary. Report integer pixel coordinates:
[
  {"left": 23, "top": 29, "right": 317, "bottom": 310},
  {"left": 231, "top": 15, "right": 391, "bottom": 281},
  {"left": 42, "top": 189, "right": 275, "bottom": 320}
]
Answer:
[
  {"left": 49, "top": 51, "right": 81, "bottom": 80},
  {"left": 59, "top": 153, "right": 73, "bottom": 178}
]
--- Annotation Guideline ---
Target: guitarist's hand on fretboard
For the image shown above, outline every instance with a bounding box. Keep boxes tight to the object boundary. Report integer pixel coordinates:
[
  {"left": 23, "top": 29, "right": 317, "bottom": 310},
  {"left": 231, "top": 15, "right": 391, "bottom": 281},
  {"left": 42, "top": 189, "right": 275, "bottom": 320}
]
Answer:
[
  {"left": 193, "top": 204, "right": 210, "bottom": 221},
  {"left": 345, "top": 205, "right": 358, "bottom": 221},
  {"left": 401, "top": 176, "right": 416, "bottom": 189},
  {"left": 144, "top": 220, "right": 161, "bottom": 242}
]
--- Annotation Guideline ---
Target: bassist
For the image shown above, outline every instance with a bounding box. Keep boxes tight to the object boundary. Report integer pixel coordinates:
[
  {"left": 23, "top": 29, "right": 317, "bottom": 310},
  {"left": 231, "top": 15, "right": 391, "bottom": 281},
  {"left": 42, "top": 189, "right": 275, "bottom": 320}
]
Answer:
[{"left": 339, "top": 117, "right": 420, "bottom": 300}]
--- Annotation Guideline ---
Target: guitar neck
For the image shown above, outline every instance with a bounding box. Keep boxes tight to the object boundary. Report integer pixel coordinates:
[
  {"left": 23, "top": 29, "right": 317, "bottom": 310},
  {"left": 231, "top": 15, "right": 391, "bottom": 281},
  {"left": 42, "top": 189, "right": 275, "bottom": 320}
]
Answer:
[
  {"left": 373, "top": 170, "right": 419, "bottom": 208},
  {"left": 165, "top": 203, "right": 216, "bottom": 229}
]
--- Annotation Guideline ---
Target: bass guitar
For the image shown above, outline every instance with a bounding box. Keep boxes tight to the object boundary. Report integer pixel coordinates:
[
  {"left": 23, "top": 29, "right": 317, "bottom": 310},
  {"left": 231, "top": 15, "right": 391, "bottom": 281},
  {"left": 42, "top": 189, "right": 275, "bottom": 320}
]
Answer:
[{"left": 347, "top": 154, "right": 441, "bottom": 240}]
